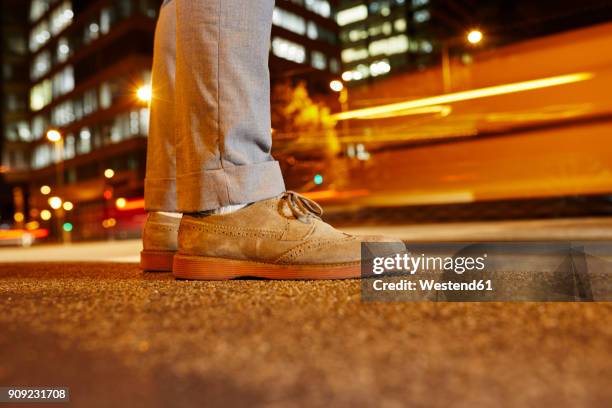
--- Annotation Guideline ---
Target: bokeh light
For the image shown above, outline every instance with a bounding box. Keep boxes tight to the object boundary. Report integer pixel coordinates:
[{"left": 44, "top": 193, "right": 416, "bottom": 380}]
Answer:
[{"left": 48, "top": 196, "right": 63, "bottom": 210}]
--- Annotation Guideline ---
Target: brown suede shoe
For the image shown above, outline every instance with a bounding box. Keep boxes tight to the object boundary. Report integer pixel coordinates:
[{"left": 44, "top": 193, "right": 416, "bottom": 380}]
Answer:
[
  {"left": 140, "top": 212, "right": 181, "bottom": 272},
  {"left": 172, "top": 191, "right": 404, "bottom": 280}
]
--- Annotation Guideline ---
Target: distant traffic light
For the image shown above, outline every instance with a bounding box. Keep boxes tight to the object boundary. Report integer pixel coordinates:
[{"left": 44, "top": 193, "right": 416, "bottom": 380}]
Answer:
[
  {"left": 314, "top": 174, "right": 323, "bottom": 185},
  {"left": 62, "top": 222, "right": 73, "bottom": 232}
]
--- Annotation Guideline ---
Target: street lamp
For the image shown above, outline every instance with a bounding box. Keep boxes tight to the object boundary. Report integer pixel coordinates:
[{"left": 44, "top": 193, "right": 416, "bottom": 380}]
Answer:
[
  {"left": 48, "top": 196, "right": 63, "bottom": 210},
  {"left": 45, "top": 128, "right": 66, "bottom": 242},
  {"left": 441, "top": 29, "right": 484, "bottom": 93},
  {"left": 329, "top": 80, "right": 344, "bottom": 93},
  {"left": 467, "top": 29, "right": 483, "bottom": 45},
  {"left": 330, "top": 79, "right": 349, "bottom": 134},
  {"left": 115, "top": 197, "right": 127, "bottom": 209},
  {"left": 136, "top": 84, "right": 152, "bottom": 103},
  {"left": 46, "top": 129, "right": 62, "bottom": 142}
]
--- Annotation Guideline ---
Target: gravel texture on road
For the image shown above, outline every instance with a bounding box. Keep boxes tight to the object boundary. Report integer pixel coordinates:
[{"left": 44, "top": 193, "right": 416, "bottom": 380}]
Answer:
[{"left": 1, "top": 262, "right": 611, "bottom": 407}]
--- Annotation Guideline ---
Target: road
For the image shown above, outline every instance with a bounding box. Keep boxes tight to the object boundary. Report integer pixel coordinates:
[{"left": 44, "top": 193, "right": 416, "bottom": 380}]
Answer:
[
  {"left": 3, "top": 217, "right": 612, "bottom": 263},
  {"left": 1, "top": 218, "right": 611, "bottom": 407}
]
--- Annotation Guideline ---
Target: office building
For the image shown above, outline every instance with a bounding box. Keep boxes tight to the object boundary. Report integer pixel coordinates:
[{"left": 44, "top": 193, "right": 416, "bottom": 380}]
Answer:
[{"left": 337, "top": 0, "right": 476, "bottom": 83}]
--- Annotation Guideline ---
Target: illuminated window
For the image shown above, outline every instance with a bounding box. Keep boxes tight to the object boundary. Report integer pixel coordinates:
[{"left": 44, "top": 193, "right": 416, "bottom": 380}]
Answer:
[
  {"left": 17, "top": 122, "right": 31, "bottom": 141},
  {"left": 30, "top": 80, "right": 52, "bottom": 111},
  {"left": 414, "top": 10, "right": 430, "bottom": 23},
  {"left": 272, "top": 8, "right": 306, "bottom": 35},
  {"left": 311, "top": 51, "right": 327, "bottom": 70},
  {"left": 346, "top": 28, "right": 368, "bottom": 42},
  {"left": 369, "top": 22, "right": 393, "bottom": 37},
  {"left": 64, "top": 134, "right": 76, "bottom": 159},
  {"left": 31, "top": 51, "right": 51, "bottom": 80},
  {"left": 52, "top": 66, "right": 74, "bottom": 97},
  {"left": 84, "top": 21, "right": 100, "bottom": 44},
  {"left": 343, "top": 64, "right": 371, "bottom": 82},
  {"left": 31, "top": 115, "right": 48, "bottom": 140},
  {"left": 57, "top": 37, "right": 71, "bottom": 63},
  {"left": 394, "top": 18, "right": 407, "bottom": 32},
  {"left": 271, "top": 37, "right": 306, "bottom": 63},
  {"left": 369, "top": 35, "right": 409, "bottom": 57},
  {"left": 30, "top": 0, "right": 51, "bottom": 22},
  {"left": 29, "top": 21, "right": 50, "bottom": 52},
  {"left": 420, "top": 40, "right": 433, "bottom": 53},
  {"left": 78, "top": 128, "right": 92, "bottom": 154},
  {"left": 100, "top": 8, "right": 111, "bottom": 34},
  {"left": 341, "top": 47, "right": 369, "bottom": 63},
  {"left": 383, "top": 22, "right": 393, "bottom": 35},
  {"left": 130, "top": 111, "right": 140, "bottom": 136},
  {"left": 111, "top": 112, "right": 130, "bottom": 143},
  {"left": 370, "top": 59, "right": 391, "bottom": 77},
  {"left": 50, "top": 1, "right": 73, "bottom": 35},
  {"left": 83, "top": 89, "right": 98, "bottom": 115},
  {"left": 4, "top": 121, "right": 31, "bottom": 142},
  {"left": 51, "top": 101, "right": 74, "bottom": 126},
  {"left": 99, "top": 83, "right": 112, "bottom": 110},
  {"left": 140, "top": 108, "right": 150, "bottom": 136},
  {"left": 305, "top": 0, "right": 331, "bottom": 18},
  {"left": 307, "top": 22, "right": 318, "bottom": 40},
  {"left": 32, "top": 144, "right": 52, "bottom": 169},
  {"left": 337, "top": 5, "right": 368, "bottom": 26}
]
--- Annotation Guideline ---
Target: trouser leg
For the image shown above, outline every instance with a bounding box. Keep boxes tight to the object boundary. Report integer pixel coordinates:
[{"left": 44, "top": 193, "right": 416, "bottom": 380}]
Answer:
[
  {"left": 144, "top": 0, "right": 177, "bottom": 212},
  {"left": 174, "top": 0, "right": 285, "bottom": 213}
]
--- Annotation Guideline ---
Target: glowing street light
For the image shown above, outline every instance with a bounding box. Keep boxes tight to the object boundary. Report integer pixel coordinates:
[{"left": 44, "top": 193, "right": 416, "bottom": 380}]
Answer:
[
  {"left": 115, "top": 197, "right": 127, "bottom": 209},
  {"left": 104, "top": 168, "right": 115, "bottom": 179},
  {"left": 62, "top": 201, "right": 74, "bottom": 211},
  {"left": 40, "top": 210, "right": 52, "bottom": 221},
  {"left": 467, "top": 29, "right": 483, "bottom": 45},
  {"left": 14, "top": 212, "right": 25, "bottom": 223},
  {"left": 40, "top": 185, "right": 51, "bottom": 195},
  {"left": 46, "top": 129, "right": 62, "bottom": 142},
  {"left": 341, "top": 71, "right": 353, "bottom": 82},
  {"left": 329, "top": 80, "right": 344, "bottom": 93},
  {"left": 48, "top": 196, "right": 63, "bottom": 210},
  {"left": 136, "top": 84, "right": 152, "bottom": 102}
]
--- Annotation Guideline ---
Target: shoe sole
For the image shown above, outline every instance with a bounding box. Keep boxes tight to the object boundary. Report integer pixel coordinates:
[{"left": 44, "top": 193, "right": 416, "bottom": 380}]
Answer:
[
  {"left": 140, "top": 250, "right": 176, "bottom": 272},
  {"left": 173, "top": 254, "right": 361, "bottom": 280}
]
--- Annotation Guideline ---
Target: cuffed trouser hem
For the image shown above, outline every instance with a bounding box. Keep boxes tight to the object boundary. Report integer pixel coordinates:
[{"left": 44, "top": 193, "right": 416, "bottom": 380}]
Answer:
[
  {"left": 145, "top": 178, "right": 178, "bottom": 212},
  {"left": 176, "top": 160, "right": 286, "bottom": 213}
]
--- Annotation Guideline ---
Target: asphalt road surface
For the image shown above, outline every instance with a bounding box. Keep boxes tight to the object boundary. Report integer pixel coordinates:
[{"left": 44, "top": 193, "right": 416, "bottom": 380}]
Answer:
[
  {"left": 1, "top": 261, "right": 611, "bottom": 408},
  {"left": 3, "top": 217, "right": 612, "bottom": 263}
]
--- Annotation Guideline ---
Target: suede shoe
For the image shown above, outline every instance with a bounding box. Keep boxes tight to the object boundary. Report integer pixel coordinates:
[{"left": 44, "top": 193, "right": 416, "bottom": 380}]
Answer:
[
  {"left": 172, "top": 191, "right": 404, "bottom": 280},
  {"left": 140, "top": 212, "right": 181, "bottom": 271}
]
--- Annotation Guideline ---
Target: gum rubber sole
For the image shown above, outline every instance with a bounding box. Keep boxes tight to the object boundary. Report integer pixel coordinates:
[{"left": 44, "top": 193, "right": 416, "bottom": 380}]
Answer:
[
  {"left": 172, "top": 254, "right": 361, "bottom": 280},
  {"left": 140, "top": 250, "right": 176, "bottom": 272}
]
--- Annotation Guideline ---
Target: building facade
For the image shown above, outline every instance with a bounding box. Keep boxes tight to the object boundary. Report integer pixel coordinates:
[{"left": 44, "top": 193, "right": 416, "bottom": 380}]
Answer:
[
  {"left": 337, "top": 0, "right": 476, "bottom": 84},
  {"left": 0, "top": 0, "right": 31, "bottom": 225},
  {"left": 0, "top": 0, "right": 340, "bottom": 240}
]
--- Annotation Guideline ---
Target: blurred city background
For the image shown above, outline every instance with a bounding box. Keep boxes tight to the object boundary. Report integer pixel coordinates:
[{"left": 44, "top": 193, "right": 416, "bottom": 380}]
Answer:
[{"left": 2, "top": 0, "right": 612, "bottom": 247}]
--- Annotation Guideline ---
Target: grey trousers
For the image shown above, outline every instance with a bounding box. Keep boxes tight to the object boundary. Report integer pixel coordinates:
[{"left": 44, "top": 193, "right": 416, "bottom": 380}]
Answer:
[{"left": 144, "top": 0, "right": 285, "bottom": 213}]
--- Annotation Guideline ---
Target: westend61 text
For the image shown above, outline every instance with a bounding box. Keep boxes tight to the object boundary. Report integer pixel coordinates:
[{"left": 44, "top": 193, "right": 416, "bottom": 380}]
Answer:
[{"left": 372, "top": 279, "right": 494, "bottom": 292}]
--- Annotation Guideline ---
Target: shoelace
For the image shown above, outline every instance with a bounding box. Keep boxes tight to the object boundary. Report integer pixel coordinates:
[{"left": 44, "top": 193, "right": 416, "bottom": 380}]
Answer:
[{"left": 282, "top": 191, "right": 323, "bottom": 223}]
